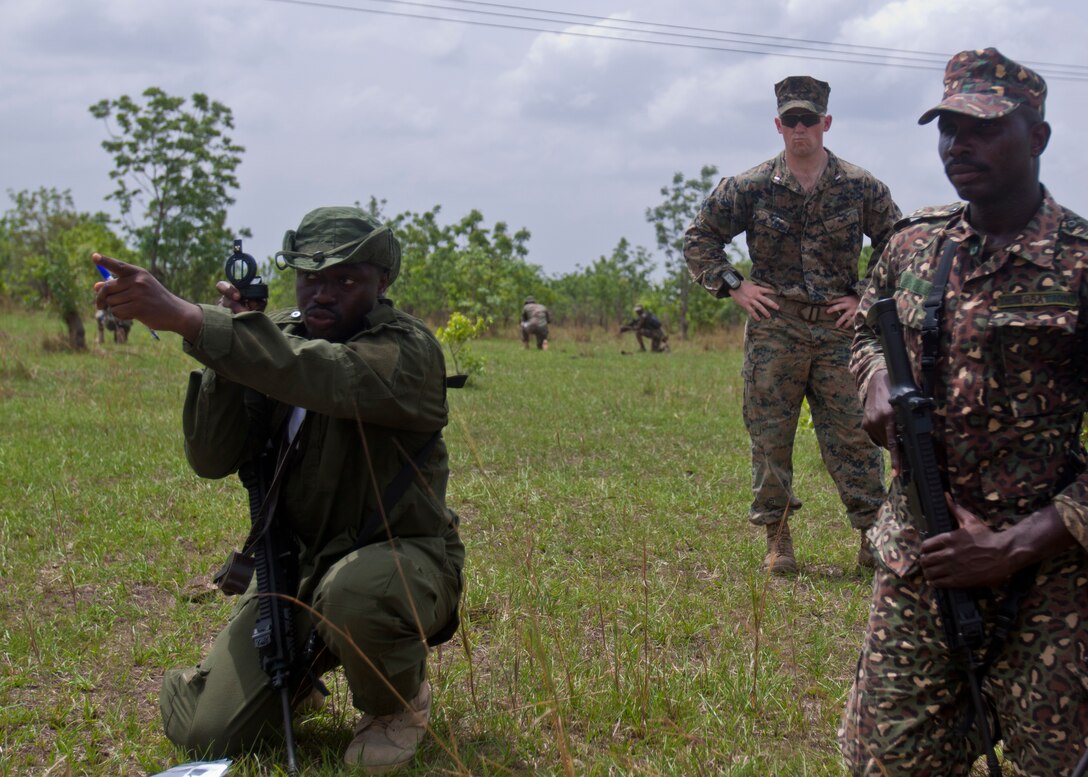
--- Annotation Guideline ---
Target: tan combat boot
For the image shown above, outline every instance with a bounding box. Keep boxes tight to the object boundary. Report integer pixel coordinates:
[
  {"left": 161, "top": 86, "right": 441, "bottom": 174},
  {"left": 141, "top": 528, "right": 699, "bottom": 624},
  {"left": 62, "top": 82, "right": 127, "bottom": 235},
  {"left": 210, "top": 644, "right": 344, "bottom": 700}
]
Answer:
[
  {"left": 343, "top": 680, "right": 432, "bottom": 774},
  {"left": 763, "top": 521, "right": 797, "bottom": 575}
]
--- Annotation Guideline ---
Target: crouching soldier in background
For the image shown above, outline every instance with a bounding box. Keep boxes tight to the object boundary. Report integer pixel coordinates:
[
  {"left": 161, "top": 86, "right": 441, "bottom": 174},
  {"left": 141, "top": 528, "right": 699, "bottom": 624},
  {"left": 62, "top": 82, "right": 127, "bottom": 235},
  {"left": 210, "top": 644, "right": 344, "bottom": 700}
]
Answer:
[
  {"left": 95, "top": 306, "right": 132, "bottom": 344},
  {"left": 620, "top": 304, "right": 670, "bottom": 352},
  {"left": 520, "top": 295, "right": 550, "bottom": 350},
  {"left": 93, "top": 205, "right": 464, "bottom": 774}
]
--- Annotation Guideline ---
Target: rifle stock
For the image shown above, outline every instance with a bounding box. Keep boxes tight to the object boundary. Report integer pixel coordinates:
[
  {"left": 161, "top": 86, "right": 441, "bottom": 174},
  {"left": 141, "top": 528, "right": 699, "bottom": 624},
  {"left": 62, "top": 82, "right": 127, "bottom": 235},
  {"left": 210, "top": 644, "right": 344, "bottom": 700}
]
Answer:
[{"left": 869, "top": 297, "right": 999, "bottom": 776}]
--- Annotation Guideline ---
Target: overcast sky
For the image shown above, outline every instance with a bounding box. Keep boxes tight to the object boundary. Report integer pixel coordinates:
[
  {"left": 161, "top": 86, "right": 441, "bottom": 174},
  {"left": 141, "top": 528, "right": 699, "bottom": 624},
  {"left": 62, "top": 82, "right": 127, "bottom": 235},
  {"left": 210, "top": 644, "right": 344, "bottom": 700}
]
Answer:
[{"left": 3, "top": 0, "right": 1087, "bottom": 279}]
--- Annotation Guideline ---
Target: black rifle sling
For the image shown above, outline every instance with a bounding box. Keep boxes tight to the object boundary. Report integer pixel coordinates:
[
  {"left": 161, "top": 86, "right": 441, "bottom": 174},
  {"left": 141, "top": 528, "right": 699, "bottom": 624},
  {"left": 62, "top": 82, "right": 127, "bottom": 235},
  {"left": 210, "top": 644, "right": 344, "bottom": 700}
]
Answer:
[
  {"left": 918, "top": 235, "right": 1054, "bottom": 756},
  {"left": 354, "top": 430, "right": 461, "bottom": 647},
  {"left": 919, "top": 237, "right": 959, "bottom": 397},
  {"left": 921, "top": 233, "right": 1043, "bottom": 661},
  {"left": 980, "top": 566, "right": 1037, "bottom": 676},
  {"left": 242, "top": 417, "right": 307, "bottom": 556},
  {"left": 213, "top": 411, "right": 306, "bottom": 595},
  {"left": 350, "top": 430, "right": 442, "bottom": 554},
  {"left": 370, "top": 430, "right": 461, "bottom": 647},
  {"left": 303, "top": 429, "right": 459, "bottom": 650}
]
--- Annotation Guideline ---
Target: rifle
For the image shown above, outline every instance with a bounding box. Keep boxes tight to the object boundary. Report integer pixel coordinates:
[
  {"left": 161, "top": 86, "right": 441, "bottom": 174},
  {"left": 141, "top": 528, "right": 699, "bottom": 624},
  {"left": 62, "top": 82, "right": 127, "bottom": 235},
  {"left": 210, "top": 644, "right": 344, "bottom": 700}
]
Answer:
[
  {"left": 212, "top": 239, "right": 299, "bottom": 775},
  {"left": 239, "top": 450, "right": 301, "bottom": 777},
  {"left": 869, "top": 297, "right": 1000, "bottom": 777}
]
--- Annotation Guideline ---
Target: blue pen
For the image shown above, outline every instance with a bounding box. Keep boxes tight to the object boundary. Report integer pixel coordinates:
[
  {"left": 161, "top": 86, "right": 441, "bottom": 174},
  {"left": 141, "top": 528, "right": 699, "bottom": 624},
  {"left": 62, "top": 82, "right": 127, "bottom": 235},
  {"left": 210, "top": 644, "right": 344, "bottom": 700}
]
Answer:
[{"left": 96, "top": 264, "right": 160, "bottom": 340}]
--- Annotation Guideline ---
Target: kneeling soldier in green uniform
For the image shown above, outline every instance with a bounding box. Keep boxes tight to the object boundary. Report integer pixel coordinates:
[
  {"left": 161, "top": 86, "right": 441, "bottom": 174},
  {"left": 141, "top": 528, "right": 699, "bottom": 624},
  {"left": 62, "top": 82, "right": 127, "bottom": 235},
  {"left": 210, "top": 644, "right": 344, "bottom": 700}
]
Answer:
[{"left": 93, "top": 206, "right": 464, "bottom": 774}]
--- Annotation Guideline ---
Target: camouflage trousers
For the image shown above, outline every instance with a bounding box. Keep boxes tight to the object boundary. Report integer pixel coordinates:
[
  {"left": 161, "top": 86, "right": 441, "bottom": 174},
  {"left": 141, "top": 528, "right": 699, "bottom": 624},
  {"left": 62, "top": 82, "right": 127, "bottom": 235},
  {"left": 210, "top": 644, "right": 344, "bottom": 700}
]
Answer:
[
  {"left": 521, "top": 321, "right": 549, "bottom": 349},
  {"left": 741, "top": 306, "right": 884, "bottom": 528},
  {"left": 839, "top": 541, "right": 1088, "bottom": 776},
  {"left": 635, "top": 326, "right": 668, "bottom": 352}
]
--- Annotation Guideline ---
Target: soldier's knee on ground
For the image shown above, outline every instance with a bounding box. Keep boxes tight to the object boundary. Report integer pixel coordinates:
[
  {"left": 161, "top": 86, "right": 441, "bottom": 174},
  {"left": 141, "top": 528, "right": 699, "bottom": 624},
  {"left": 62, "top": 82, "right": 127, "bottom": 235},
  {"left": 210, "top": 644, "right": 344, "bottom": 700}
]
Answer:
[
  {"left": 160, "top": 666, "right": 237, "bottom": 757},
  {"left": 161, "top": 664, "right": 289, "bottom": 758}
]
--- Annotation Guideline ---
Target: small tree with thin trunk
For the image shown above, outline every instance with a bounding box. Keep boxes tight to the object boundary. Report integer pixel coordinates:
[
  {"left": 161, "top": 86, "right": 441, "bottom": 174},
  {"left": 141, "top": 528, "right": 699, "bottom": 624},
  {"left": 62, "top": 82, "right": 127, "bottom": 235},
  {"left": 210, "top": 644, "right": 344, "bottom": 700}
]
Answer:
[
  {"left": 0, "top": 188, "right": 129, "bottom": 349},
  {"left": 90, "top": 87, "right": 247, "bottom": 302},
  {"left": 645, "top": 166, "right": 720, "bottom": 341}
]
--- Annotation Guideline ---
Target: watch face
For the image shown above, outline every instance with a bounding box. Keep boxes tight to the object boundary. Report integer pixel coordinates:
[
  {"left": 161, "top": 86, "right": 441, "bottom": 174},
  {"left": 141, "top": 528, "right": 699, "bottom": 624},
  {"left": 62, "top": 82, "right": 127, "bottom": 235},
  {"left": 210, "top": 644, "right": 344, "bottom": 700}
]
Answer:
[{"left": 723, "top": 270, "right": 742, "bottom": 289}]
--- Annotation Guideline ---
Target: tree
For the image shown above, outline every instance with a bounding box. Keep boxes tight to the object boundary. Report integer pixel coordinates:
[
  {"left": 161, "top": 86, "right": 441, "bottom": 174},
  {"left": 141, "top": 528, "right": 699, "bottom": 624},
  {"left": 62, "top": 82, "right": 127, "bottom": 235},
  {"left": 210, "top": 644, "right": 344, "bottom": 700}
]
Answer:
[
  {"left": 646, "top": 165, "right": 724, "bottom": 340},
  {"left": 49, "top": 221, "right": 136, "bottom": 348},
  {"left": 89, "top": 87, "right": 247, "bottom": 302},
  {"left": 2, "top": 188, "right": 82, "bottom": 304},
  {"left": 1, "top": 187, "right": 130, "bottom": 349},
  {"left": 858, "top": 244, "right": 875, "bottom": 278},
  {"left": 390, "top": 205, "right": 457, "bottom": 319},
  {"left": 551, "top": 238, "right": 655, "bottom": 328},
  {"left": 443, "top": 212, "right": 535, "bottom": 327},
  {"left": 387, "top": 205, "right": 540, "bottom": 326}
]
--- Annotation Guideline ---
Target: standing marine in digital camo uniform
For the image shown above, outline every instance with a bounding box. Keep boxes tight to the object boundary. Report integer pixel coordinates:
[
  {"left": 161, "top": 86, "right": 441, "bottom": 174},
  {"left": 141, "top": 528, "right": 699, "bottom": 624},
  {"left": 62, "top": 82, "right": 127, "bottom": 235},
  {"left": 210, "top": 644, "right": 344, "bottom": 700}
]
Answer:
[
  {"left": 93, "top": 206, "right": 465, "bottom": 774},
  {"left": 684, "top": 75, "right": 901, "bottom": 573},
  {"left": 521, "top": 295, "right": 550, "bottom": 350},
  {"left": 620, "top": 304, "right": 670, "bottom": 352},
  {"left": 840, "top": 49, "right": 1088, "bottom": 776}
]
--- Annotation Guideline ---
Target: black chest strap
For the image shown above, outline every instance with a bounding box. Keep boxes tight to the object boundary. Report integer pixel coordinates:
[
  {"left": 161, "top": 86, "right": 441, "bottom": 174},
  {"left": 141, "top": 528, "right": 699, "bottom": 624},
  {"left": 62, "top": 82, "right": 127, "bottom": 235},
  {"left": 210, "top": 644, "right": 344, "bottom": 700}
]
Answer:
[{"left": 919, "top": 238, "right": 959, "bottom": 397}]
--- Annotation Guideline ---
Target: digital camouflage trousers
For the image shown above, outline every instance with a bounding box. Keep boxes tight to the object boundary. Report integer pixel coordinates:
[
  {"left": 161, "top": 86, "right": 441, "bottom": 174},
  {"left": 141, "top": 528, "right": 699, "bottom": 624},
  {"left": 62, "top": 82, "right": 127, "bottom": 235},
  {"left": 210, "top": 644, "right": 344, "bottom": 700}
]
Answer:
[{"left": 742, "top": 307, "right": 884, "bottom": 529}]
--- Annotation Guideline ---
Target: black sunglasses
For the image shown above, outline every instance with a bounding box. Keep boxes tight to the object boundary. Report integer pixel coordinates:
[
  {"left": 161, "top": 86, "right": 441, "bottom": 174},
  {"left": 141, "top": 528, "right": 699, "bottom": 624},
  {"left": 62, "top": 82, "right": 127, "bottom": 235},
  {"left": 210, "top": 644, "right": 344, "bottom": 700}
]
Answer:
[{"left": 780, "top": 113, "right": 822, "bottom": 128}]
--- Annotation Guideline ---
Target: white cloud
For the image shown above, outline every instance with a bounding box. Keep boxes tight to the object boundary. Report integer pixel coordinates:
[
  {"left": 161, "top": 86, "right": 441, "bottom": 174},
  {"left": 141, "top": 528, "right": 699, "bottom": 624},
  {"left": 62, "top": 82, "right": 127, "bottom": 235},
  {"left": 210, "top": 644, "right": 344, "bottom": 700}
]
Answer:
[{"left": 2, "top": 0, "right": 1086, "bottom": 276}]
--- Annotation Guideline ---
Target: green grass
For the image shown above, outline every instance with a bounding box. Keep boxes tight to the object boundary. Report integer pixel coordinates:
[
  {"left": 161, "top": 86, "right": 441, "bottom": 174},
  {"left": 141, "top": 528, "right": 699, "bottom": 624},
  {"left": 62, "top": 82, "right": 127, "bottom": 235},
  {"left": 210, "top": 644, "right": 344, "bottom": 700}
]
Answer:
[{"left": 2, "top": 310, "right": 876, "bottom": 776}]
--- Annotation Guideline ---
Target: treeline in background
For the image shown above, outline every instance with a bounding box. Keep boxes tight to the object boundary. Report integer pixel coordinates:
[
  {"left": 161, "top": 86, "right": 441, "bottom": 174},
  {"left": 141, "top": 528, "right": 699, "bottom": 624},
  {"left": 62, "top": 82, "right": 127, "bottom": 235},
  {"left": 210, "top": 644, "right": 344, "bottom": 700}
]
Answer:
[{"left": 0, "top": 87, "right": 778, "bottom": 351}]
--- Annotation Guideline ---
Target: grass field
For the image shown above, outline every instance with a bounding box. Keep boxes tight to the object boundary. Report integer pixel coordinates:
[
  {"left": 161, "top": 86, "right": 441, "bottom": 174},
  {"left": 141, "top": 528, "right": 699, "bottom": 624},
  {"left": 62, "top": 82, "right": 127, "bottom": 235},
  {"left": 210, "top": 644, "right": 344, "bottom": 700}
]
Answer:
[{"left": 1, "top": 309, "right": 879, "bottom": 776}]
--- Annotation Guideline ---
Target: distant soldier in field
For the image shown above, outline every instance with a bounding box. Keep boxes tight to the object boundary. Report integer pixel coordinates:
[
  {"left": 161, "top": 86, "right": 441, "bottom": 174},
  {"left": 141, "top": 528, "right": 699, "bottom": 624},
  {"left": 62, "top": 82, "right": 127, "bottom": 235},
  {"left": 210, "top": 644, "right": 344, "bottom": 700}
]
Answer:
[
  {"left": 620, "top": 304, "right": 670, "bottom": 352},
  {"left": 684, "top": 74, "right": 901, "bottom": 574},
  {"left": 520, "top": 295, "right": 550, "bottom": 350},
  {"left": 95, "top": 306, "right": 132, "bottom": 344}
]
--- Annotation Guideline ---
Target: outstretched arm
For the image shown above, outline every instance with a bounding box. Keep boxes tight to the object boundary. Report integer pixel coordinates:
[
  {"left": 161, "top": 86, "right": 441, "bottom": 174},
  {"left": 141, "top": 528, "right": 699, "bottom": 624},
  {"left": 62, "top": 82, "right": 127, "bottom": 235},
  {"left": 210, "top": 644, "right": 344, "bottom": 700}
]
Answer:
[{"left": 93, "top": 253, "right": 204, "bottom": 342}]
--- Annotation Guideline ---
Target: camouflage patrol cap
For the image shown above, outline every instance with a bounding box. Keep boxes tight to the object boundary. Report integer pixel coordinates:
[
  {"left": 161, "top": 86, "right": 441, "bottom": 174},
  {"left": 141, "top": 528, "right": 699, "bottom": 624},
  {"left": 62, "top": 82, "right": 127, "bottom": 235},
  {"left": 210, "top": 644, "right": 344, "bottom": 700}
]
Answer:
[
  {"left": 918, "top": 48, "right": 1046, "bottom": 125},
  {"left": 276, "top": 206, "right": 401, "bottom": 283},
  {"left": 775, "top": 76, "right": 830, "bottom": 115}
]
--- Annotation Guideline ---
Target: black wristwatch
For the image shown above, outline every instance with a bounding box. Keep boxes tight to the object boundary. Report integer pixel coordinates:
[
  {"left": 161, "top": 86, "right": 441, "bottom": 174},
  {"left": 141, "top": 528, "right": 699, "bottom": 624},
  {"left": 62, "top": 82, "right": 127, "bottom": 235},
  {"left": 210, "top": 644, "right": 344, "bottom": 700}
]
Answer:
[{"left": 720, "top": 268, "right": 744, "bottom": 295}]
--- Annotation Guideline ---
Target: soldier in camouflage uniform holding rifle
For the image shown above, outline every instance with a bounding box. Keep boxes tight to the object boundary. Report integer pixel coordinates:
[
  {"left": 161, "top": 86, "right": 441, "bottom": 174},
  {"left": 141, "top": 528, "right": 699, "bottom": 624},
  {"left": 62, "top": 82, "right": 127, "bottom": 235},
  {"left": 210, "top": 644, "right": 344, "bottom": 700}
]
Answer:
[
  {"left": 684, "top": 76, "right": 901, "bottom": 573},
  {"left": 840, "top": 48, "right": 1088, "bottom": 775}
]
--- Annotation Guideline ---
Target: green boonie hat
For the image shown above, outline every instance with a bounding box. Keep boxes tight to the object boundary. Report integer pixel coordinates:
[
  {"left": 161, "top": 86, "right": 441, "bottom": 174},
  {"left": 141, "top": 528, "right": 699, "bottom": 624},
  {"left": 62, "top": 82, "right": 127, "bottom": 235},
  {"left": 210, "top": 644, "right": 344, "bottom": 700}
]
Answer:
[
  {"left": 276, "top": 206, "right": 401, "bottom": 283},
  {"left": 918, "top": 48, "right": 1046, "bottom": 125},
  {"left": 775, "top": 76, "right": 830, "bottom": 115}
]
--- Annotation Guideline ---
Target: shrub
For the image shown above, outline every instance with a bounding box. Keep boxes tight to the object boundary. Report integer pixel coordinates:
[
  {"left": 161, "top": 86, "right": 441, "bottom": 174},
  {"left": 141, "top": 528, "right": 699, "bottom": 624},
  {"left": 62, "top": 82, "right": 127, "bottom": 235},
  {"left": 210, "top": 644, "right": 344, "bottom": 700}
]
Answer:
[{"left": 436, "top": 311, "right": 489, "bottom": 378}]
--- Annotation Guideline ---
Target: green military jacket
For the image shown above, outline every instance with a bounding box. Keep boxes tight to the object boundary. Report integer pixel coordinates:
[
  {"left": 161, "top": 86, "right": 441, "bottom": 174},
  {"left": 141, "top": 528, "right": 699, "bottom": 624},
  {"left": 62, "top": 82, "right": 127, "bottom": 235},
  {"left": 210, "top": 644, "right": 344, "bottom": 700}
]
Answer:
[
  {"left": 181, "top": 300, "right": 464, "bottom": 601},
  {"left": 684, "top": 149, "right": 901, "bottom": 302},
  {"left": 852, "top": 190, "right": 1088, "bottom": 570}
]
